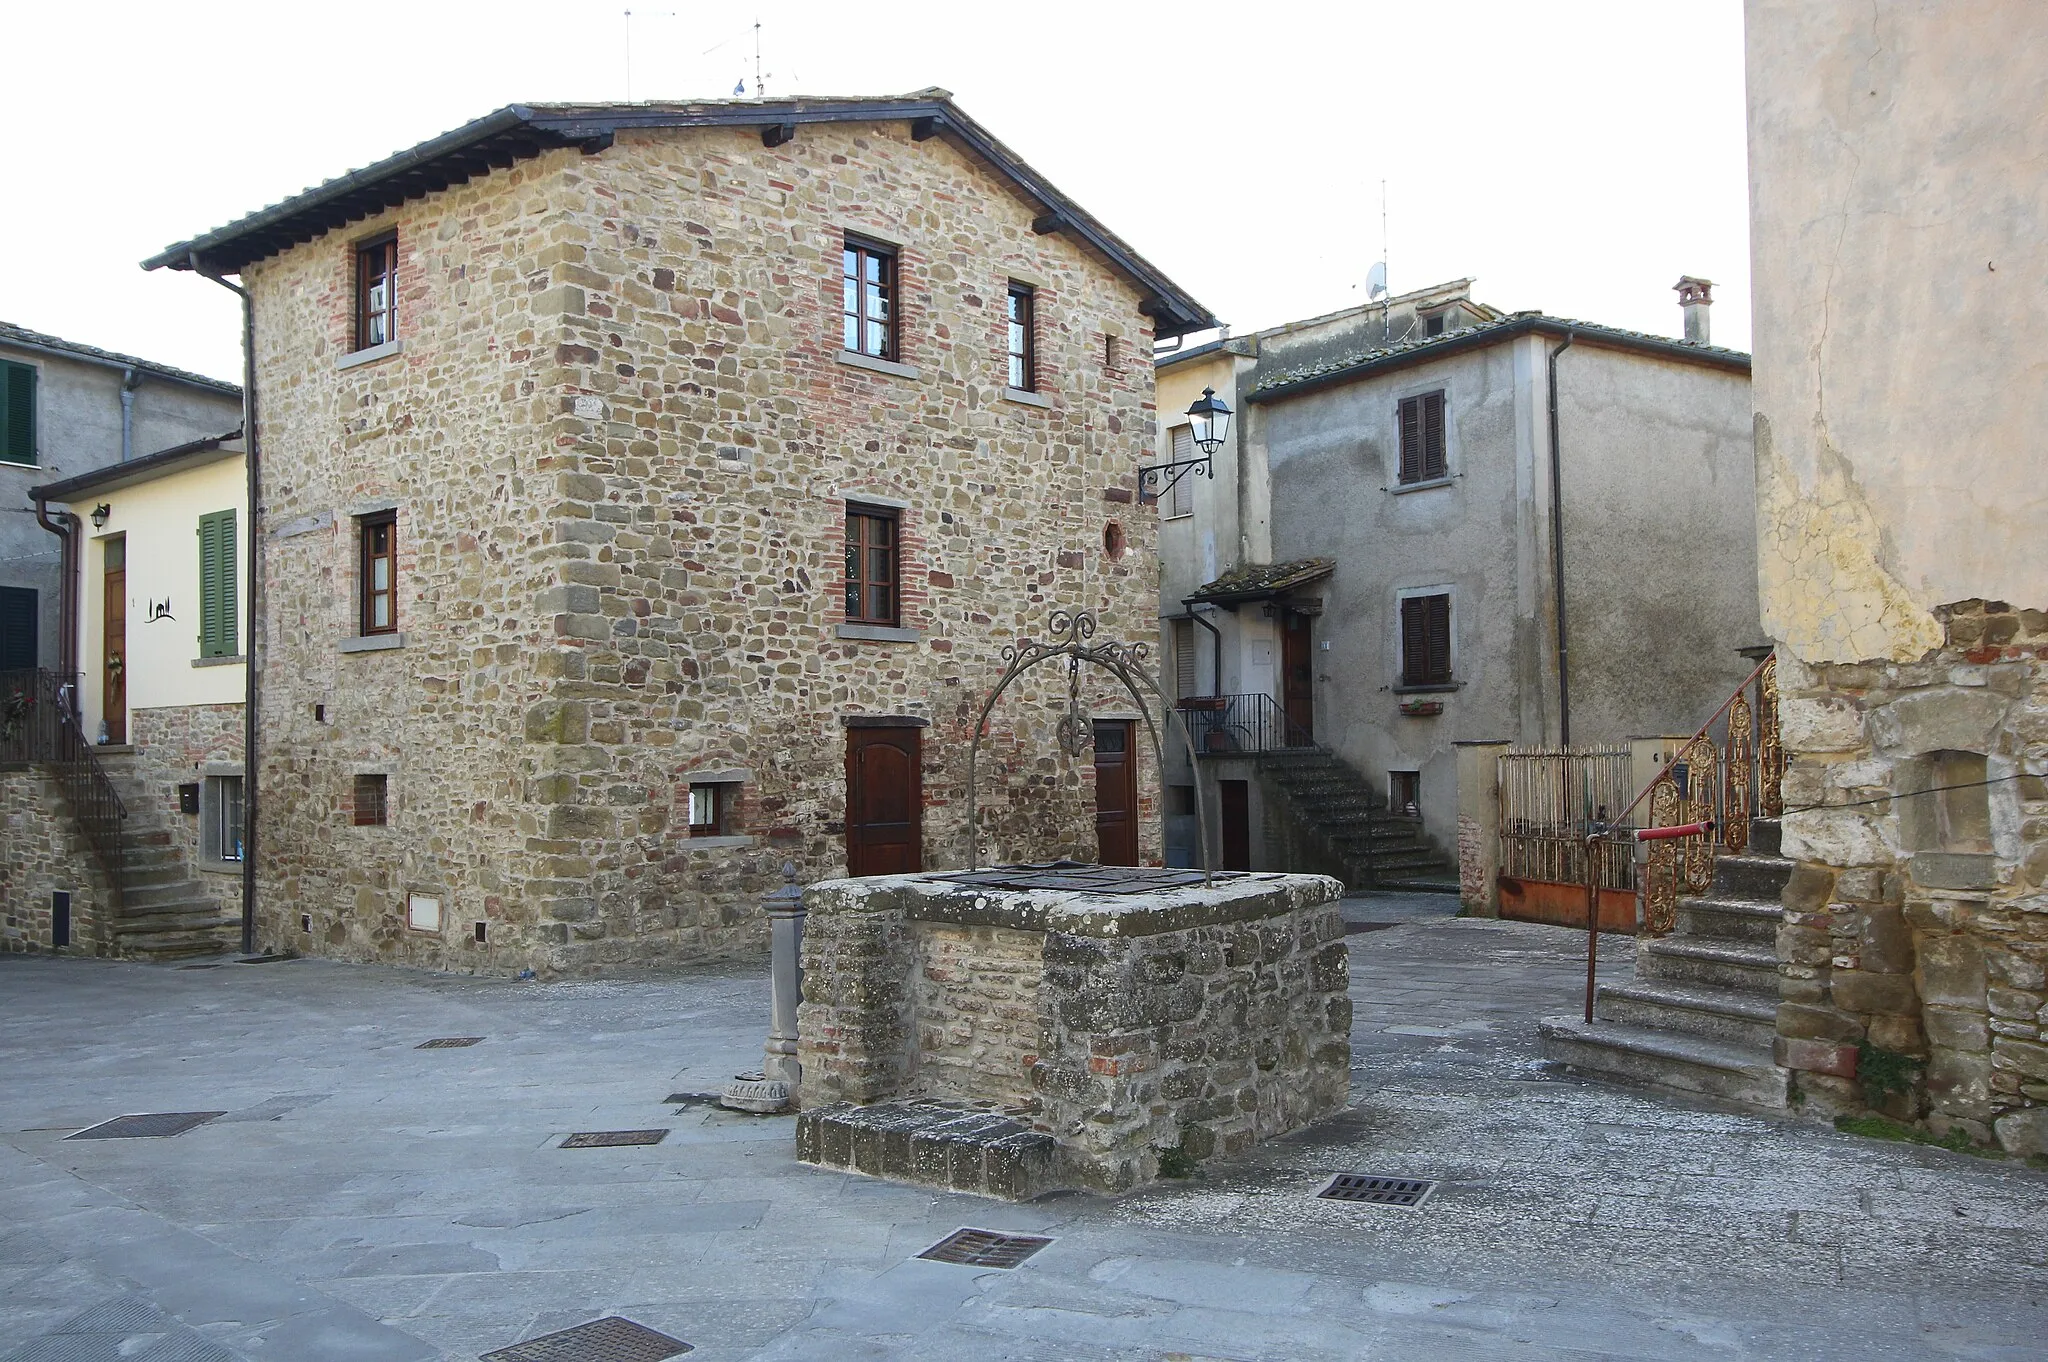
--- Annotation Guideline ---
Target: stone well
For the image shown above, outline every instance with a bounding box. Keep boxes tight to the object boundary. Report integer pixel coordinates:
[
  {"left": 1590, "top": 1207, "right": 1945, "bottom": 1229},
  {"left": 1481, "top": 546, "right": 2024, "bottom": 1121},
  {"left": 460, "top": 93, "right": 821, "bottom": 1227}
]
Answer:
[{"left": 794, "top": 864, "right": 1350, "bottom": 1197}]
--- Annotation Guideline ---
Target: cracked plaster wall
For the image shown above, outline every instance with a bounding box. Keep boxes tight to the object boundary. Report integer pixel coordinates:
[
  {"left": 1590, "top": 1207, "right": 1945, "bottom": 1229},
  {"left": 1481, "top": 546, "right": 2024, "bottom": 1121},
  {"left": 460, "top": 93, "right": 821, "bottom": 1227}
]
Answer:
[{"left": 1747, "top": 0, "right": 2048, "bottom": 664}]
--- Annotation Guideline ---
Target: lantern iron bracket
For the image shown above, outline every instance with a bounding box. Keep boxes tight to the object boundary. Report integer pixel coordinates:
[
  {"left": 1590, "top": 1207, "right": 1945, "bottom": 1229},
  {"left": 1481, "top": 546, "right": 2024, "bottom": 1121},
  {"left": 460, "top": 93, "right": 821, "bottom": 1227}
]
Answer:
[{"left": 1136, "top": 455, "right": 1212, "bottom": 503}]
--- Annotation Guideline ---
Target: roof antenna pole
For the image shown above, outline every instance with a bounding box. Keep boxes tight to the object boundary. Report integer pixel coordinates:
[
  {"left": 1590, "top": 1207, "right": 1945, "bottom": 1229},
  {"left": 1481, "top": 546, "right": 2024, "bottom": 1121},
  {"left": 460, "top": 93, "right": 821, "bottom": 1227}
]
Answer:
[
  {"left": 624, "top": 9, "right": 633, "bottom": 102},
  {"left": 1380, "top": 179, "right": 1390, "bottom": 339},
  {"left": 754, "top": 16, "right": 764, "bottom": 98}
]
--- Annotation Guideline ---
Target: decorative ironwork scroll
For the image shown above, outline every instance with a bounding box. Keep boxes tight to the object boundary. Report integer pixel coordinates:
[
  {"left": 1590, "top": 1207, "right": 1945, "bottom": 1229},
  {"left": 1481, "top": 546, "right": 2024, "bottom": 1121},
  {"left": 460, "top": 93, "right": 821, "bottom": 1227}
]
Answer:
[
  {"left": 965, "top": 609, "right": 1211, "bottom": 879},
  {"left": 1757, "top": 654, "right": 1784, "bottom": 817}
]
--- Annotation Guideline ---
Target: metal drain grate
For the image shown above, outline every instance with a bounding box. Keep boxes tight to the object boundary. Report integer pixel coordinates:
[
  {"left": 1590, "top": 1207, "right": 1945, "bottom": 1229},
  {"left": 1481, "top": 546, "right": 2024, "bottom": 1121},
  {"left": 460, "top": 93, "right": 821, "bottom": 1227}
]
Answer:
[
  {"left": 1317, "top": 1173, "right": 1436, "bottom": 1206},
  {"left": 1345, "top": 922, "right": 1399, "bottom": 935},
  {"left": 559, "top": 1129, "right": 668, "bottom": 1148},
  {"left": 417, "top": 1037, "right": 484, "bottom": 1049},
  {"left": 917, "top": 1227, "right": 1054, "bottom": 1269},
  {"left": 481, "top": 1315, "right": 691, "bottom": 1361},
  {"left": 65, "top": 1112, "right": 227, "bottom": 1141},
  {"left": 177, "top": 962, "right": 224, "bottom": 970}
]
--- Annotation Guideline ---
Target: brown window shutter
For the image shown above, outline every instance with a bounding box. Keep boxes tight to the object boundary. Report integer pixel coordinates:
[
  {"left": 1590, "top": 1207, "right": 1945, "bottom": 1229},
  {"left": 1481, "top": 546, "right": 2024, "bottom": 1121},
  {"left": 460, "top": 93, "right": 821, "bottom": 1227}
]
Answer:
[
  {"left": 1422, "top": 392, "right": 1447, "bottom": 479},
  {"left": 1400, "top": 597, "right": 1427, "bottom": 685},
  {"left": 1426, "top": 594, "right": 1452, "bottom": 682},
  {"left": 1173, "top": 618, "right": 1197, "bottom": 698},
  {"left": 1398, "top": 396, "right": 1422, "bottom": 483}
]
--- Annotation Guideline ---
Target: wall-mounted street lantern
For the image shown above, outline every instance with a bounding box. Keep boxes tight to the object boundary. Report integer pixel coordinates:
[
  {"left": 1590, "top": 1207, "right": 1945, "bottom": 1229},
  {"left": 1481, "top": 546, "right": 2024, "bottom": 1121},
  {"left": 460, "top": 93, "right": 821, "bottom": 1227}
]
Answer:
[
  {"left": 1138, "top": 387, "right": 1235, "bottom": 502},
  {"left": 90, "top": 503, "right": 111, "bottom": 529}
]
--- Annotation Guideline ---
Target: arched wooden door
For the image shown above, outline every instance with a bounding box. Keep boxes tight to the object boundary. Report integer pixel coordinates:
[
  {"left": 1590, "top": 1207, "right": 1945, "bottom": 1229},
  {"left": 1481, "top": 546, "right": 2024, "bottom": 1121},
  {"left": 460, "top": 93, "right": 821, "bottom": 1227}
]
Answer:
[{"left": 845, "top": 725, "right": 922, "bottom": 876}]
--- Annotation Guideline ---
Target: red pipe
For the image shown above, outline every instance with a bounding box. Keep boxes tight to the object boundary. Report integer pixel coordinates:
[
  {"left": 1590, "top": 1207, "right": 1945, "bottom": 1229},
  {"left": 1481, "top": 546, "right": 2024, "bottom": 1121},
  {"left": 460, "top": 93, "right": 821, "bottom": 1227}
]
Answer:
[{"left": 1635, "top": 820, "right": 1714, "bottom": 842}]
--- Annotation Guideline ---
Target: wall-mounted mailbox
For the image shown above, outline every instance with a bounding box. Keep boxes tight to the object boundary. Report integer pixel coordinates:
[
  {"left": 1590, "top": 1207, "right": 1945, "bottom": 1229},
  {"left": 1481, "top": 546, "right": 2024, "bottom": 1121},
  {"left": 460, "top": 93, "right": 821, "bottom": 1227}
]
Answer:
[{"left": 178, "top": 783, "right": 200, "bottom": 815}]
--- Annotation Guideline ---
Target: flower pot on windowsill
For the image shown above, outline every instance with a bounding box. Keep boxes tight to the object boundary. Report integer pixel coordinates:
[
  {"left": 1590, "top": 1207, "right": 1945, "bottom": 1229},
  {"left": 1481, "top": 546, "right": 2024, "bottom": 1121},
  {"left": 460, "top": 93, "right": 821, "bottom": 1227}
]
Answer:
[{"left": 1399, "top": 699, "right": 1444, "bottom": 718}]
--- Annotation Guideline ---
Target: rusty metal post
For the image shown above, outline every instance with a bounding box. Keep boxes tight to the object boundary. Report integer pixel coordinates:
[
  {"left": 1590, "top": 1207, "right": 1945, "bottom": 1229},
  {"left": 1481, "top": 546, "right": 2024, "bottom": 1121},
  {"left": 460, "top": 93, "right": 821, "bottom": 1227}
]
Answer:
[{"left": 1582, "top": 821, "right": 1606, "bottom": 1024}]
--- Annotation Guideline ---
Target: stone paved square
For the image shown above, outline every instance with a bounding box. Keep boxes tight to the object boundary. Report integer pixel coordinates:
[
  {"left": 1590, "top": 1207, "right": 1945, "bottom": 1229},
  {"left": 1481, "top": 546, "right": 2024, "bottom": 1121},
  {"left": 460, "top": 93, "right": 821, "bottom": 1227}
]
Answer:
[{"left": 3, "top": 899, "right": 2044, "bottom": 1360}]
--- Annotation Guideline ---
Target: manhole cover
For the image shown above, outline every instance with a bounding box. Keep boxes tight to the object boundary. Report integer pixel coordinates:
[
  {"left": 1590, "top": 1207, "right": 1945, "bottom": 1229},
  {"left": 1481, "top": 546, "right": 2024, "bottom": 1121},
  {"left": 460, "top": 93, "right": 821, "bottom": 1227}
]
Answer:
[
  {"left": 417, "top": 1037, "right": 484, "bottom": 1049},
  {"left": 1317, "top": 1173, "right": 1436, "bottom": 1206},
  {"left": 480, "top": 1315, "right": 691, "bottom": 1361},
  {"left": 560, "top": 1129, "right": 668, "bottom": 1148},
  {"left": 917, "top": 1227, "right": 1054, "bottom": 1268},
  {"left": 66, "top": 1112, "right": 227, "bottom": 1141},
  {"left": 663, "top": 1092, "right": 721, "bottom": 1108},
  {"left": 177, "top": 963, "right": 224, "bottom": 970},
  {"left": 234, "top": 954, "right": 298, "bottom": 965}
]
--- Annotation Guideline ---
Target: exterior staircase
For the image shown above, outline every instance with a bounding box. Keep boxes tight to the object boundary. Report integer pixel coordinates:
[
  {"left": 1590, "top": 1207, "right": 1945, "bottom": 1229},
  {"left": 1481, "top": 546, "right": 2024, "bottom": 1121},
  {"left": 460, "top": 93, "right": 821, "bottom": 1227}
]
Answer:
[
  {"left": 1537, "top": 817, "right": 1790, "bottom": 1107},
  {"left": 1257, "top": 748, "right": 1459, "bottom": 893},
  {"left": 95, "top": 754, "right": 240, "bottom": 961}
]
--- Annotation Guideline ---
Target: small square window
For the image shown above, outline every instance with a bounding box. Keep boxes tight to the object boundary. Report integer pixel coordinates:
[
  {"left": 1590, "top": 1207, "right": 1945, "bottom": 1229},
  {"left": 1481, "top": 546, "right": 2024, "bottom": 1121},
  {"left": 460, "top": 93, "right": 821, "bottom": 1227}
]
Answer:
[
  {"left": 688, "top": 782, "right": 738, "bottom": 837},
  {"left": 842, "top": 236, "right": 897, "bottom": 360},
  {"left": 353, "top": 773, "right": 388, "bottom": 827},
  {"left": 356, "top": 235, "right": 398, "bottom": 351},
  {"left": 845, "top": 504, "right": 900, "bottom": 626},
  {"left": 1006, "top": 283, "right": 1036, "bottom": 391}
]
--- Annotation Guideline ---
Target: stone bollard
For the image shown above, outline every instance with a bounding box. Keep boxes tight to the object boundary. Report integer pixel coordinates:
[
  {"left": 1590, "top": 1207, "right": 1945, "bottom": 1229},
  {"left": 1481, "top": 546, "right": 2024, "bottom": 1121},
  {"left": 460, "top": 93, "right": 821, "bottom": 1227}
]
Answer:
[{"left": 720, "top": 862, "right": 806, "bottom": 1114}]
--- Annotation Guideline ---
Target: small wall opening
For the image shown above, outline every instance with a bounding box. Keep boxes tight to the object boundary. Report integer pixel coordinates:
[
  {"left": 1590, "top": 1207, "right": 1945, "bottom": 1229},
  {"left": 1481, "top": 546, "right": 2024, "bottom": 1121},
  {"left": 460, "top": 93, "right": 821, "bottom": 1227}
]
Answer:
[{"left": 1898, "top": 750, "right": 1992, "bottom": 853}]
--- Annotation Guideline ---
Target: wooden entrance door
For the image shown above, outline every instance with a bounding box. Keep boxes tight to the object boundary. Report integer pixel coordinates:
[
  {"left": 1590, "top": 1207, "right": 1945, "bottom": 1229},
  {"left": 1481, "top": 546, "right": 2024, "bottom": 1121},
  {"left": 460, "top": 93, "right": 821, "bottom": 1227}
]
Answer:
[
  {"left": 102, "top": 538, "right": 126, "bottom": 744},
  {"left": 1219, "top": 779, "right": 1251, "bottom": 871},
  {"left": 845, "top": 725, "right": 922, "bottom": 876},
  {"left": 1281, "top": 612, "right": 1313, "bottom": 741},
  {"left": 1093, "top": 719, "right": 1138, "bottom": 866}
]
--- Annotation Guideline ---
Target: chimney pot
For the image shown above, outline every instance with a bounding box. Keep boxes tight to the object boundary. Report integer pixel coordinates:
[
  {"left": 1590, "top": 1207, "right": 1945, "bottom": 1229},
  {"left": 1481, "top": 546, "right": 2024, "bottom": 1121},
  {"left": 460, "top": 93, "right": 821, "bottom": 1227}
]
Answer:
[{"left": 1674, "top": 276, "right": 1714, "bottom": 344}]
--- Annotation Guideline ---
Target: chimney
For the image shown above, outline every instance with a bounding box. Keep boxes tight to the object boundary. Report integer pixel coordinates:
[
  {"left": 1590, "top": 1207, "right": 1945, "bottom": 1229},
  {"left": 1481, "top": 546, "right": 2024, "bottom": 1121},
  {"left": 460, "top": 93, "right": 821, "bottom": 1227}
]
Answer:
[{"left": 1674, "top": 276, "right": 1713, "bottom": 344}]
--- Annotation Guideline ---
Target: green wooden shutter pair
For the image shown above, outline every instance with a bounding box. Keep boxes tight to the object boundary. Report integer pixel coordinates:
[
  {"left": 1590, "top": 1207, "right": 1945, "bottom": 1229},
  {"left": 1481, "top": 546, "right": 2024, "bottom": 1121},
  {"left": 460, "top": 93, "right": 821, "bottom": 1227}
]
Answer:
[
  {"left": 2, "top": 360, "right": 35, "bottom": 465},
  {"left": 197, "top": 510, "right": 237, "bottom": 658}
]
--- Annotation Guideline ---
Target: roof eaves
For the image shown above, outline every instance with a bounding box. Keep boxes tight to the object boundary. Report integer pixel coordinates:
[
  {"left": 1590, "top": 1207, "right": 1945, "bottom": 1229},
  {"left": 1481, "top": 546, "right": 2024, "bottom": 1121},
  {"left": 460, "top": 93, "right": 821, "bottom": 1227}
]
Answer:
[
  {"left": 30, "top": 430, "right": 243, "bottom": 502},
  {"left": 0, "top": 323, "right": 242, "bottom": 396}
]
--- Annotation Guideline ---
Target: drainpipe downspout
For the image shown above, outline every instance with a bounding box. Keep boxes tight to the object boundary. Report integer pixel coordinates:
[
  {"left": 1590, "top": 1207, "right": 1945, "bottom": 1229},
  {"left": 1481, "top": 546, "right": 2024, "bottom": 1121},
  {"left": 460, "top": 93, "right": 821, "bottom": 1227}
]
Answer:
[
  {"left": 1188, "top": 607, "right": 1224, "bottom": 697},
  {"left": 33, "top": 498, "right": 77, "bottom": 689},
  {"left": 1546, "top": 329, "right": 1575, "bottom": 747},
  {"left": 190, "top": 252, "right": 259, "bottom": 957},
  {"left": 119, "top": 368, "right": 142, "bottom": 463}
]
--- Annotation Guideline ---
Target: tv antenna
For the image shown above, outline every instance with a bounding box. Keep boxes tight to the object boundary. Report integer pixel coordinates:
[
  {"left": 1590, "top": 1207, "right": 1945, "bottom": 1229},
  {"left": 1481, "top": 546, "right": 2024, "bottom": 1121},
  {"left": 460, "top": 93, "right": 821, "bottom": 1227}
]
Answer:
[{"left": 623, "top": 8, "right": 677, "bottom": 102}]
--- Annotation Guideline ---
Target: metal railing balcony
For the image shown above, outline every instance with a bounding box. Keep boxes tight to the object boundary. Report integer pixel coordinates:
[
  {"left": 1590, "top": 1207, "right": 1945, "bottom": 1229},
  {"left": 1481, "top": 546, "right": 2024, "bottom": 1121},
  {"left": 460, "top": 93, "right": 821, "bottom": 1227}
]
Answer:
[{"left": 1176, "top": 692, "right": 1319, "bottom": 757}]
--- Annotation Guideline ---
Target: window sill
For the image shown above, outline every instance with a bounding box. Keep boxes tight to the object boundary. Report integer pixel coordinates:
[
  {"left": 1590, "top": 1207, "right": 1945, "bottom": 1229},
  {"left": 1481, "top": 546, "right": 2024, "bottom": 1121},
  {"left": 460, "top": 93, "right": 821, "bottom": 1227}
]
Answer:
[
  {"left": 682, "top": 834, "right": 755, "bottom": 850},
  {"left": 1160, "top": 511, "right": 1194, "bottom": 522},
  {"left": 0, "top": 458, "right": 39, "bottom": 470},
  {"left": 200, "top": 859, "right": 243, "bottom": 875},
  {"left": 1389, "top": 476, "right": 1454, "bottom": 495},
  {"left": 337, "top": 339, "right": 404, "bottom": 371},
  {"left": 1001, "top": 387, "right": 1051, "bottom": 409},
  {"left": 192, "top": 655, "right": 245, "bottom": 669},
  {"left": 339, "top": 632, "right": 406, "bottom": 654},
  {"left": 836, "top": 623, "right": 922, "bottom": 643},
  {"left": 837, "top": 350, "right": 920, "bottom": 381},
  {"left": 1392, "top": 682, "right": 1461, "bottom": 694}
]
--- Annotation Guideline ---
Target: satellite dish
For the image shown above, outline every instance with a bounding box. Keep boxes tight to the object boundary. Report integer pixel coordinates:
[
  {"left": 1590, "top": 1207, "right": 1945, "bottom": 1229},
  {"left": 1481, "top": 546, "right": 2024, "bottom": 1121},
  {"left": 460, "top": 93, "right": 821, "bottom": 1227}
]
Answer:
[{"left": 1365, "top": 261, "right": 1388, "bottom": 299}]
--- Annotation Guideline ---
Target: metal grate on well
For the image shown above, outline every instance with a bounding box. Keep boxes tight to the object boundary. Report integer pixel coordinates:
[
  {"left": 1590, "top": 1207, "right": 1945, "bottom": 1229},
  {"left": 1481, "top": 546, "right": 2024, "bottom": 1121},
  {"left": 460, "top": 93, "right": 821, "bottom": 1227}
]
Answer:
[
  {"left": 65, "top": 1112, "right": 227, "bottom": 1141},
  {"left": 1317, "top": 1173, "right": 1436, "bottom": 1207},
  {"left": 917, "top": 1227, "right": 1054, "bottom": 1269},
  {"left": 938, "top": 862, "right": 1249, "bottom": 895},
  {"left": 559, "top": 1129, "right": 668, "bottom": 1149},
  {"left": 480, "top": 1315, "right": 691, "bottom": 1361},
  {"left": 417, "top": 1037, "right": 484, "bottom": 1049}
]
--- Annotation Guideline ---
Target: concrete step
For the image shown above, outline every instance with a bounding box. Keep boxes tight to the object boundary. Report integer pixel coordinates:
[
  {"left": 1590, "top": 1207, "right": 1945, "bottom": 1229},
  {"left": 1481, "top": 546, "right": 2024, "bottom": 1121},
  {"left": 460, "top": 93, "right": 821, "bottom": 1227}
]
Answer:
[
  {"left": 1637, "top": 936, "right": 1780, "bottom": 994},
  {"left": 1537, "top": 1015, "right": 1790, "bottom": 1108},
  {"left": 797, "top": 1100, "right": 1058, "bottom": 1200},
  {"left": 1714, "top": 853, "right": 1794, "bottom": 902},
  {"left": 1596, "top": 979, "right": 1780, "bottom": 1048},
  {"left": 1674, "top": 895, "right": 1783, "bottom": 944}
]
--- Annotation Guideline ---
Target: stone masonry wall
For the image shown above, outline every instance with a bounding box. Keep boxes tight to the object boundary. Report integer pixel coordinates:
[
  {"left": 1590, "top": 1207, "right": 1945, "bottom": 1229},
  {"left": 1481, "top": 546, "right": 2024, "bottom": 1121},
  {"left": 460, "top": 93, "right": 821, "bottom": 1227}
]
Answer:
[
  {"left": 0, "top": 766, "right": 112, "bottom": 954},
  {"left": 246, "top": 120, "right": 1161, "bottom": 977},
  {"left": 124, "top": 704, "right": 245, "bottom": 921},
  {"left": 911, "top": 922, "right": 1042, "bottom": 1108},
  {"left": 1773, "top": 600, "right": 2048, "bottom": 1157}
]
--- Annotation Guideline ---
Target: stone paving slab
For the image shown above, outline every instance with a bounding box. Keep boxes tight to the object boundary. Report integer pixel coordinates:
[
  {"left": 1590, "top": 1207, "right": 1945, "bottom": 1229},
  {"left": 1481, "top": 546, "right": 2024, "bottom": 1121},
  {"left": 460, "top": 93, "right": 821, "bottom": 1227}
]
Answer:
[{"left": 2, "top": 908, "right": 2045, "bottom": 1360}]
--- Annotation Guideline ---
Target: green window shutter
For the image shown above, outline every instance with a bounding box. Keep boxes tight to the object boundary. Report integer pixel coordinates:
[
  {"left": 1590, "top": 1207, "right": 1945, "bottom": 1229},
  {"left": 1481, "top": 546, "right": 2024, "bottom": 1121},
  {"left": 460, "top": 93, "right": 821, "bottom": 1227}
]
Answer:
[
  {"left": 2, "top": 361, "right": 35, "bottom": 465},
  {"left": 198, "top": 509, "right": 237, "bottom": 658}
]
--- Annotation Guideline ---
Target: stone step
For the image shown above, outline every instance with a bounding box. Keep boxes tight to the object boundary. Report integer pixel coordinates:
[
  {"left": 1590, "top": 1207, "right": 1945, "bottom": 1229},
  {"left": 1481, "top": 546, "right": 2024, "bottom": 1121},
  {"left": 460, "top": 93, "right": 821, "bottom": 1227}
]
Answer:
[
  {"left": 1596, "top": 979, "right": 1780, "bottom": 1047},
  {"left": 797, "top": 1100, "right": 1059, "bottom": 1200},
  {"left": 1749, "top": 818, "right": 1782, "bottom": 858},
  {"left": 1637, "top": 935, "right": 1780, "bottom": 994},
  {"left": 114, "top": 907, "right": 235, "bottom": 933},
  {"left": 1714, "top": 853, "right": 1794, "bottom": 902},
  {"left": 1673, "top": 895, "right": 1783, "bottom": 944},
  {"left": 1537, "top": 1015, "right": 1789, "bottom": 1107},
  {"left": 1376, "top": 876, "right": 1461, "bottom": 895},
  {"left": 124, "top": 879, "right": 216, "bottom": 909}
]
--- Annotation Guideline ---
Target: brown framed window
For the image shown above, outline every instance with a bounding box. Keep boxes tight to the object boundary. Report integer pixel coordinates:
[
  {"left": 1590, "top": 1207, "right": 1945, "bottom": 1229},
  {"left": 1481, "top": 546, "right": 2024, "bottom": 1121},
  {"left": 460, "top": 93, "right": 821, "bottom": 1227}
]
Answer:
[
  {"left": 353, "top": 773, "right": 388, "bottom": 827},
  {"left": 1400, "top": 593, "right": 1453, "bottom": 687},
  {"left": 844, "top": 504, "right": 899, "bottom": 626},
  {"left": 359, "top": 512, "right": 397, "bottom": 635},
  {"left": 355, "top": 235, "right": 398, "bottom": 351},
  {"left": 687, "top": 782, "right": 737, "bottom": 837},
  {"left": 841, "top": 236, "right": 896, "bottom": 360},
  {"left": 1006, "top": 283, "right": 1036, "bottom": 390},
  {"left": 1397, "top": 390, "right": 1447, "bottom": 484}
]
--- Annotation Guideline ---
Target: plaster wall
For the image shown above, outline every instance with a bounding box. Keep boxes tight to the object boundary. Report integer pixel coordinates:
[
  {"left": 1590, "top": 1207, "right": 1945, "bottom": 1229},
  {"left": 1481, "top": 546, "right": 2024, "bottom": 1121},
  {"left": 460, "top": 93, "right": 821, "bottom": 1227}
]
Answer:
[
  {"left": 69, "top": 452, "right": 247, "bottom": 735},
  {"left": 0, "top": 345, "right": 239, "bottom": 672},
  {"left": 1747, "top": 0, "right": 2048, "bottom": 663}
]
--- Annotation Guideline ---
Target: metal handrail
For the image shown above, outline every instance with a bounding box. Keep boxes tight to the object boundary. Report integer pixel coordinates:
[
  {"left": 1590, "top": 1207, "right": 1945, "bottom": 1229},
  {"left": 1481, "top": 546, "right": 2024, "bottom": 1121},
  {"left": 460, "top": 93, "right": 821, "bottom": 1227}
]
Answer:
[
  {"left": 2, "top": 668, "right": 127, "bottom": 906},
  {"left": 1181, "top": 692, "right": 1319, "bottom": 757}
]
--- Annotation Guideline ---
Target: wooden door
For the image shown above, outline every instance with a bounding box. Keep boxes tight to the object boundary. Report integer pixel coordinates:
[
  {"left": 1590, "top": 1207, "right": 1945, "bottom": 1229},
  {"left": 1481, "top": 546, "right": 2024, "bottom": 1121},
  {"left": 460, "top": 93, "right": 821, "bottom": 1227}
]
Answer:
[
  {"left": 102, "top": 538, "right": 126, "bottom": 744},
  {"left": 1219, "top": 779, "right": 1251, "bottom": 871},
  {"left": 1093, "top": 720, "right": 1139, "bottom": 866},
  {"left": 1281, "top": 611, "right": 1314, "bottom": 741},
  {"left": 845, "top": 726, "right": 922, "bottom": 876}
]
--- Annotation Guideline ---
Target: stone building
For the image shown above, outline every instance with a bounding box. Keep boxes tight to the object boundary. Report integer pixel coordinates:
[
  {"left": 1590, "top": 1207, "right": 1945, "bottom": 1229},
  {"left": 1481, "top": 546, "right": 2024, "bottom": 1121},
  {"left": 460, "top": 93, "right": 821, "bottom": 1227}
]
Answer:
[
  {"left": 0, "top": 322, "right": 241, "bottom": 673},
  {"left": 1741, "top": 0, "right": 2048, "bottom": 1155},
  {"left": 1151, "top": 280, "right": 1758, "bottom": 891},
  {"left": 143, "top": 91, "right": 1215, "bottom": 975},
  {"left": 4, "top": 434, "right": 249, "bottom": 958}
]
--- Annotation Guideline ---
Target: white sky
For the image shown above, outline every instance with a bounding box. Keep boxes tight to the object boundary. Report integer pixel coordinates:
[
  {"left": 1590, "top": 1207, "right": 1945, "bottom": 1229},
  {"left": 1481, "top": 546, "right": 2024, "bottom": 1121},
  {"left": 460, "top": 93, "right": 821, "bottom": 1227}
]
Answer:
[{"left": 4, "top": 0, "right": 1750, "bottom": 386}]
